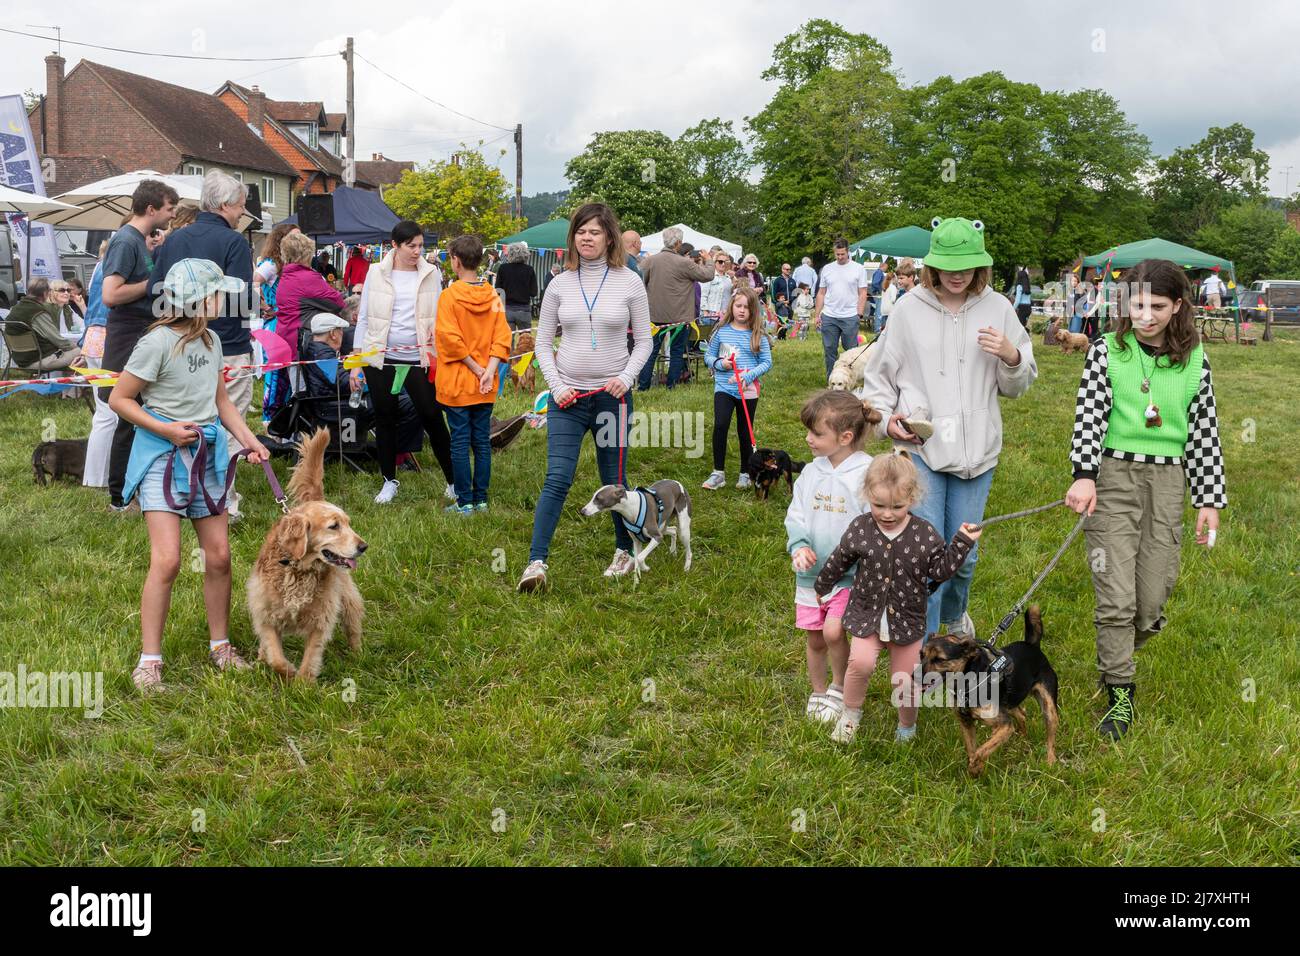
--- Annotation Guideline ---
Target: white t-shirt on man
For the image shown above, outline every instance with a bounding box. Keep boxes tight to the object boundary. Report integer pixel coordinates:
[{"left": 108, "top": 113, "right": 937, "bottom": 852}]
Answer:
[
  {"left": 818, "top": 260, "right": 868, "bottom": 318},
  {"left": 1201, "top": 275, "right": 1225, "bottom": 298}
]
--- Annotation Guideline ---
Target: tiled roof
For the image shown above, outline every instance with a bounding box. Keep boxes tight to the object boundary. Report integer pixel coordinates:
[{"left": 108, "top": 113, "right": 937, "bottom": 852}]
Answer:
[
  {"left": 40, "top": 154, "right": 124, "bottom": 194},
  {"left": 355, "top": 157, "right": 416, "bottom": 188},
  {"left": 323, "top": 112, "right": 347, "bottom": 134},
  {"left": 268, "top": 100, "right": 326, "bottom": 125},
  {"left": 82, "top": 61, "right": 298, "bottom": 178}
]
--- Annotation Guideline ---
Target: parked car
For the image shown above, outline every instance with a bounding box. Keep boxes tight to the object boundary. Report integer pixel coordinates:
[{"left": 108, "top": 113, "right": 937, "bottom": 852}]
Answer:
[{"left": 1246, "top": 279, "right": 1300, "bottom": 323}]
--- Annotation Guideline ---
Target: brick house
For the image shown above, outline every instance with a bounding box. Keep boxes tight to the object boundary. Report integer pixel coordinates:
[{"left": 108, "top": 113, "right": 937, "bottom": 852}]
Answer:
[
  {"left": 213, "top": 82, "right": 374, "bottom": 202},
  {"left": 29, "top": 55, "right": 298, "bottom": 233}
]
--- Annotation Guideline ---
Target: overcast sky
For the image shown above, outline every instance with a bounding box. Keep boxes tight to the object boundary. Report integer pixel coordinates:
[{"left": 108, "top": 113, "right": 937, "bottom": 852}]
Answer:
[{"left": 6, "top": 0, "right": 1300, "bottom": 199}]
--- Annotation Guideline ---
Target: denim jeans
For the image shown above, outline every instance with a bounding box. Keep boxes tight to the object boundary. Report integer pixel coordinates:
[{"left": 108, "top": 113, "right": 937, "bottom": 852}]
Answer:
[
  {"left": 820, "top": 314, "right": 859, "bottom": 377},
  {"left": 912, "top": 455, "right": 996, "bottom": 637},
  {"left": 445, "top": 403, "right": 492, "bottom": 506},
  {"left": 529, "top": 390, "right": 633, "bottom": 562},
  {"left": 638, "top": 323, "right": 690, "bottom": 390}
]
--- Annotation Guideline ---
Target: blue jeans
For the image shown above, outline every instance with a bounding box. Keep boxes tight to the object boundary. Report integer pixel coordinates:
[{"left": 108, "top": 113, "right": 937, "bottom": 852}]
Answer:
[
  {"left": 445, "top": 403, "right": 492, "bottom": 506},
  {"left": 912, "top": 456, "right": 996, "bottom": 637},
  {"left": 638, "top": 323, "right": 690, "bottom": 390},
  {"left": 820, "top": 314, "right": 859, "bottom": 377},
  {"left": 529, "top": 390, "right": 633, "bottom": 562}
]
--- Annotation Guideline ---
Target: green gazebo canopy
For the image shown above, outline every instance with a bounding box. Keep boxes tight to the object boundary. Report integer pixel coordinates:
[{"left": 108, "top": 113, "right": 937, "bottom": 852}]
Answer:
[
  {"left": 1081, "top": 238, "right": 1232, "bottom": 272},
  {"left": 850, "top": 225, "right": 933, "bottom": 260},
  {"left": 498, "top": 218, "right": 569, "bottom": 250}
]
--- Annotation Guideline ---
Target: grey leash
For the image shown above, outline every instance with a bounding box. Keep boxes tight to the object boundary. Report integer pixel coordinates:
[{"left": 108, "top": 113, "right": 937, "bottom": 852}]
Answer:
[
  {"left": 982, "top": 511, "right": 1089, "bottom": 646},
  {"left": 975, "top": 498, "right": 1066, "bottom": 530}
]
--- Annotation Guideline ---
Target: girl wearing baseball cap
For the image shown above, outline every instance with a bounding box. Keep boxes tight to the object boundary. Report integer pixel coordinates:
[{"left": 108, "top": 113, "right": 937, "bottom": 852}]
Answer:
[{"left": 109, "top": 257, "right": 270, "bottom": 694}]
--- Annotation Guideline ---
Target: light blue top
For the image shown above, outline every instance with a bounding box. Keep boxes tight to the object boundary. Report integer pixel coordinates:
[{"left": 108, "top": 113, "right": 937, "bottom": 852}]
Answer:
[{"left": 705, "top": 323, "right": 772, "bottom": 398}]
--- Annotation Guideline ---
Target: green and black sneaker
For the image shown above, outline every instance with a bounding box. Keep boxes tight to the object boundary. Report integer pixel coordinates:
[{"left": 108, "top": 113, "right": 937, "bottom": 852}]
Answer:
[{"left": 1099, "top": 683, "right": 1135, "bottom": 741}]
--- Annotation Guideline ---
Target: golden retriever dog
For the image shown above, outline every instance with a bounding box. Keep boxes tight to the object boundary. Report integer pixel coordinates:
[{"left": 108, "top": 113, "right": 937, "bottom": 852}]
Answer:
[
  {"left": 1058, "top": 329, "right": 1091, "bottom": 354},
  {"left": 246, "top": 428, "right": 367, "bottom": 683}
]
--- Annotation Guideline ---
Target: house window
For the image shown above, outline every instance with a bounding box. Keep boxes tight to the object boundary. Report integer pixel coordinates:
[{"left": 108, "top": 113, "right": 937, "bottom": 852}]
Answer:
[
  {"left": 261, "top": 178, "right": 275, "bottom": 207},
  {"left": 184, "top": 163, "right": 204, "bottom": 176},
  {"left": 231, "top": 171, "right": 243, "bottom": 184}
]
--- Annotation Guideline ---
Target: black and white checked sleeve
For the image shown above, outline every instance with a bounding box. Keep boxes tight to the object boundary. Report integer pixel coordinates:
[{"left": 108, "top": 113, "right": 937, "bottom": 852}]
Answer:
[
  {"left": 1071, "top": 338, "right": 1111, "bottom": 481},
  {"left": 1184, "top": 354, "right": 1227, "bottom": 509}
]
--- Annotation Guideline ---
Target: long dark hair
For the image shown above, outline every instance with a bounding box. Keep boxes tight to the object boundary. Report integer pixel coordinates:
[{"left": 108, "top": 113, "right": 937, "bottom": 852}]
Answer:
[{"left": 1113, "top": 259, "right": 1198, "bottom": 368}]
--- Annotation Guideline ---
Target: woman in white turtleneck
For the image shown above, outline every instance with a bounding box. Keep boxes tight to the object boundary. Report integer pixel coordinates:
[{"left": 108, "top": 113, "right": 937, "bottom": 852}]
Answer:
[{"left": 517, "top": 203, "right": 652, "bottom": 593}]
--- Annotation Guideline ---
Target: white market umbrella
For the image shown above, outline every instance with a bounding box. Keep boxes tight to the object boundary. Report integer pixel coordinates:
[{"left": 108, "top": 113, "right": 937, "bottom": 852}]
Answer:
[
  {"left": 45, "top": 170, "right": 257, "bottom": 231},
  {"left": 0, "top": 182, "right": 80, "bottom": 217}
]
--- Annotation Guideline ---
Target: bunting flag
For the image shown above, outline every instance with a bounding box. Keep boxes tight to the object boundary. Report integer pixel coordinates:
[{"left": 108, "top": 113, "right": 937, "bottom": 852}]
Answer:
[
  {"left": 0, "top": 381, "right": 72, "bottom": 399},
  {"left": 390, "top": 364, "right": 411, "bottom": 394},
  {"left": 318, "top": 359, "right": 339, "bottom": 383},
  {"left": 496, "top": 362, "right": 511, "bottom": 397}
]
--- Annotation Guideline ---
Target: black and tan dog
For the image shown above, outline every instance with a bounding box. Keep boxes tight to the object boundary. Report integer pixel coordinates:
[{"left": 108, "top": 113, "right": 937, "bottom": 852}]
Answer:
[
  {"left": 746, "top": 448, "right": 804, "bottom": 500},
  {"left": 921, "top": 606, "right": 1059, "bottom": 777},
  {"left": 32, "top": 439, "right": 88, "bottom": 486}
]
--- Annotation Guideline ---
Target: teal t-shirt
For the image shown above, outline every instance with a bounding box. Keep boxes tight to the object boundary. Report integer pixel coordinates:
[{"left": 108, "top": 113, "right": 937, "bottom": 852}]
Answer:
[{"left": 124, "top": 326, "right": 224, "bottom": 425}]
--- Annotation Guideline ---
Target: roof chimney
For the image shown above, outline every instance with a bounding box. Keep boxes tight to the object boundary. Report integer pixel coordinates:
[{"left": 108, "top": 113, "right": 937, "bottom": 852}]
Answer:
[
  {"left": 248, "top": 85, "right": 267, "bottom": 136},
  {"left": 372, "top": 152, "right": 382, "bottom": 162},
  {"left": 44, "top": 54, "right": 65, "bottom": 154}
]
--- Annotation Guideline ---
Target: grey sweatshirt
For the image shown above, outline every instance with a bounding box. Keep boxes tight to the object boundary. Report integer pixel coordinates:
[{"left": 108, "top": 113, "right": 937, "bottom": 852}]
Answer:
[{"left": 858, "top": 285, "right": 1037, "bottom": 479}]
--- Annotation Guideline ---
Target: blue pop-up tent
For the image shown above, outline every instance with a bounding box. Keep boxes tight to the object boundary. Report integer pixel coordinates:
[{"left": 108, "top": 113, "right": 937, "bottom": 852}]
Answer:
[{"left": 277, "top": 186, "right": 400, "bottom": 244}]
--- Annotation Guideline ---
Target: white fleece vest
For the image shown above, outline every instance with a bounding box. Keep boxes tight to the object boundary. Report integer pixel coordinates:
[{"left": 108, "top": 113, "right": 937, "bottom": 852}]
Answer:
[{"left": 360, "top": 254, "right": 441, "bottom": 368}]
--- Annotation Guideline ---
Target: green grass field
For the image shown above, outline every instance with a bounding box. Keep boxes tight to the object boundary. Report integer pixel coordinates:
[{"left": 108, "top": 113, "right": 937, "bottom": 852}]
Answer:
[{"left": 1, "top": 329, "right": 1297, "bottom": 866}]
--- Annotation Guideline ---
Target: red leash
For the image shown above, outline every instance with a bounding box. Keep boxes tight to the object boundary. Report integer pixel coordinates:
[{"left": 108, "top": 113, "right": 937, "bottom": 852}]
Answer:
[
  {"left": 556, "top": 387, "right": 628, "bottom": 486},
  {"left": 729, "top": 360, "right": 758, "bottom": 455}
]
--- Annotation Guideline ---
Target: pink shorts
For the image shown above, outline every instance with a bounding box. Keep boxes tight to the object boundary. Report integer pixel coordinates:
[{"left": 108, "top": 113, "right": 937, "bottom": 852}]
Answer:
[{"left": 795, "top": 588, "right": 851, "bottom": 631}]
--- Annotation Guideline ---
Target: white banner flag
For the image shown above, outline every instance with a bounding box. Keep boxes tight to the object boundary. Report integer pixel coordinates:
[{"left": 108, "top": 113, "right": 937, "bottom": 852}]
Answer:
[{"left": 0, "top": 94, "right": 62, "bottom": 286}]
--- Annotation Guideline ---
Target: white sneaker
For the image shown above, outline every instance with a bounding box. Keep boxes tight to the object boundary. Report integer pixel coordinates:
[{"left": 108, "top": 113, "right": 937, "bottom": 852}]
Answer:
[
  {"left": 831, "top": 712, "right": 859, "bottom": 744},
  {"left": 736, "top": 474, "right": 753, "bottom": 490},
  {"left": 946, "top": 611, "right": 976, "bottom": 640},
  {"left": 604, "top": 549, "right": 635, "bottom": 578},
  {"left": 819, "top": 687, "right": 845, "bottom": 723},
  {"left": 805, "top": 692, "right": 827, "bottom": 721},
  {"left": 517, "top": 559, "right": 549, "bottom": 593},
  {"left": 444, "top": 482, "right": 457, "bottom": 502},
  {"left": 374, "top": 479, "right": 400, "bottom": 504},
  {"left": 701, "top": 471, "right": 726, "bottom": 490}
]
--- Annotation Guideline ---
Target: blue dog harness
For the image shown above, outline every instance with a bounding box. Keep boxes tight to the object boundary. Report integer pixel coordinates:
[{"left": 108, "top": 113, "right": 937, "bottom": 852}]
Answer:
[{"left": 622, "top": 486, "right": 666, "bottom": 544}]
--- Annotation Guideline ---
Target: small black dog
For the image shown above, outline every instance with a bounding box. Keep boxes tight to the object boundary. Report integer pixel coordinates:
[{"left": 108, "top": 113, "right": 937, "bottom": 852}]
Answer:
[
  {"left": 920, "top": 606, "right": 1060, "bottom": 777},
  {"left": 746, "top": 448, "right": 804, "bottom": 500},
  {"left": 32, "top": 439, "right": 88, "bottom": 486}
]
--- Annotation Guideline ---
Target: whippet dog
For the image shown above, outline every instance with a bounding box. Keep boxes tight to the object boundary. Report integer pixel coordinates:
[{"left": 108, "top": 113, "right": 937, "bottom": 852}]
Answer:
[{"left": 579, "top": 480, "right": 693, "bottom": 577}]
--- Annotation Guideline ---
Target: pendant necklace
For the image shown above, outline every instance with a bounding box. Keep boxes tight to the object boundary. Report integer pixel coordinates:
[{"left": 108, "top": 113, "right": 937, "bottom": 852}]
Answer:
[
  {"left": 577, "top": 265, "right": 611, "bottom": 351},
  {"left": 1135, "top": 338, "right": 1160, "bottom": 427}
]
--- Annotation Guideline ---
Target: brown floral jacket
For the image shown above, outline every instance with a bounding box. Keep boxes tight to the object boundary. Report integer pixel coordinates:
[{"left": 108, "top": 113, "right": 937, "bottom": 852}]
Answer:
[{"left": 813, "top": 514, "right": 975, "bottom": 645}]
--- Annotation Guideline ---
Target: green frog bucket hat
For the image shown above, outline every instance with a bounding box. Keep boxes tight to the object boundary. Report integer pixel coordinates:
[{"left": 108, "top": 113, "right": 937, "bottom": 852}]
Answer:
[{"left": 922, "top": 217, "right": 994, "bottom": 271}]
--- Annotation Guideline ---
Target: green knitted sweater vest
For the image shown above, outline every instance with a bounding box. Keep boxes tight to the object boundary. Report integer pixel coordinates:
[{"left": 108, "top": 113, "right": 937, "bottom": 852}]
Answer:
[{"left": 1102, "top": 332, "right": 1203, "bottom": 458}]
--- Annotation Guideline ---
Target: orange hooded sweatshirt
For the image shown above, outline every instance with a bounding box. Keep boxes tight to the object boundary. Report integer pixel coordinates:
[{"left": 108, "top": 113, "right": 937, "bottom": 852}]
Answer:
[{"left": 435, "top": 280, "right": 513, "bottom": 407}]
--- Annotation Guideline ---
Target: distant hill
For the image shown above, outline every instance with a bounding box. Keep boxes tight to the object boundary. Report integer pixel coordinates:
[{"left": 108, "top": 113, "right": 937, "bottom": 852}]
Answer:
[{"left": 522, "top": 190, "right": 570, "bottom": 227}]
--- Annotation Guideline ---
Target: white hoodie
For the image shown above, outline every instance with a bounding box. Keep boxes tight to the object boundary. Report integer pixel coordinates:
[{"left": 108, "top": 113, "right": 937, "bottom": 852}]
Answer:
[
  {"left": 784, "top": 450, "right": 873, "bottom": 591},
  {"left": 858, "top": 285, "right": 1036, "bottom": 479}
]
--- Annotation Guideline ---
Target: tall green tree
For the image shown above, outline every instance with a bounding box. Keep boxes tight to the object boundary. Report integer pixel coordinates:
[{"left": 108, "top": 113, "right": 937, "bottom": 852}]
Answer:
[
  {"left": 558, "top": 130, "right": 697, "bottom": 234},
  {"left": 384, "top": 148, "right": 523, "bottom": 243},
  {"left": 1148, "top": 124, "right": 1270, "bottom": 244},
  {"left": 890, "top": 75, "right": 1152, "bottom": 281},
  {"left": 748, "top": 20, "right": 902, "bottom": 264},
  {"left": 521, "top": 190, "right": 569, "bottom": 227},
  {"left": 1192, "top": 200, "right": 1288, "bottom": 284},
  {"left": 678, "top": 118, "right": 760, "bottom": 248}
]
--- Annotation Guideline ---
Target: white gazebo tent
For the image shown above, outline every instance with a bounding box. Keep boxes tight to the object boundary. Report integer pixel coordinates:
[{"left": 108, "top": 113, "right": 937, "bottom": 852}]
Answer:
[{"left": 640, "top": 224, "right": 742, "bottom": 261}]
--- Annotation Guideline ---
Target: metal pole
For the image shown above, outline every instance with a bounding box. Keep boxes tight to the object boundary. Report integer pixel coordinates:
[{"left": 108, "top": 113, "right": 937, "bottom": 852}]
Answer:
[{"left": 514, "top": 124, "right": 523, "bottom": 220}]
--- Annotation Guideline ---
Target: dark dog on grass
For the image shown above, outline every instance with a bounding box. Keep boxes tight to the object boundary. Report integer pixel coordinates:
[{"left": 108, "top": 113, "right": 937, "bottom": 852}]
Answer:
[
  {"left": 920, "top": 605, "right": 1060, "bottom": 777},
  {"left": 746, "top": 448, "right": 804, "bottom": 500},
  {"left": 32, "top": 439, "right": 88, "bottom": 486}
]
